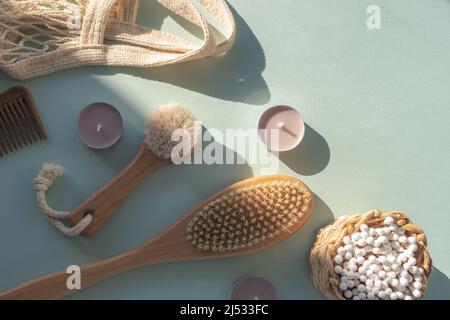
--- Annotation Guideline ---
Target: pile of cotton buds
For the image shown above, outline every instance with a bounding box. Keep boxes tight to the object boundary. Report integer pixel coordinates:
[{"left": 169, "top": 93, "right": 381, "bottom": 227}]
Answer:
[{"left": 333, "top": 216, "right": 425, "bottom": 300}]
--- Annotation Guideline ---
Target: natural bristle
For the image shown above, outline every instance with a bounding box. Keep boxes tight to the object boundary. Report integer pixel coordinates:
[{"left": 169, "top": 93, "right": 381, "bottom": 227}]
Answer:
[
  {"left": 144, "top": 103, "right": 198, "bottom": 160},
  {"left": 186, "top": 180, "right": 312, "bottom": 252}
]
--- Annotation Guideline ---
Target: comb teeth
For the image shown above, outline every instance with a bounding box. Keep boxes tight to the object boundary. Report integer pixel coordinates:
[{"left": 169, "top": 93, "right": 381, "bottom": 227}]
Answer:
[{"left": 0, "top": 87, "right": 46, "bottom": 157}]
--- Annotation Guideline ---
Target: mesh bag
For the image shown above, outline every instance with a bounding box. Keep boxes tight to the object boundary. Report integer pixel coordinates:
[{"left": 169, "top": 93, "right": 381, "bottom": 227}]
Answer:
[{"left": 0, "top": 0, "right": 236, "bottom": 79}]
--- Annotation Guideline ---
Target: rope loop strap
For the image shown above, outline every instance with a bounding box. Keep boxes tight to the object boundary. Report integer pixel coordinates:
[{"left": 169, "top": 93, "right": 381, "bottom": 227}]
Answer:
[{"left": 33, "top": 162, "right": 93, "bottom": 237}]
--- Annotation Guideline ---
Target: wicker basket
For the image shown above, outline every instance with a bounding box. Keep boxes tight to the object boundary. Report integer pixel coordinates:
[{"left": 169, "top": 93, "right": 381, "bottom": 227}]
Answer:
[{"left": 310, "top": 209, "right": 432, "bottom": 300}]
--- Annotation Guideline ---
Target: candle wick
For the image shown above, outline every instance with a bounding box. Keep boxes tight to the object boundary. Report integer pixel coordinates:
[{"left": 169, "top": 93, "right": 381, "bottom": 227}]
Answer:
[
  {"left": 96, "top": 123, "right": 102, "bottom": 132},
  {"left": 278, "top": 123, "right": 298, "bottom": 138}
]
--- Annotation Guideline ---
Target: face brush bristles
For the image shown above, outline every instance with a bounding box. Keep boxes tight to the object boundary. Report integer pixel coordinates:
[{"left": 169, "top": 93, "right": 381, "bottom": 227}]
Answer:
[
  {"left": 68, "top": 103, "right": 199, "bottom": 236},
  {"left": 0, "top": 86, "right": 46, "bottom": 157},
  {"left": 0, "top": 175, "right": 313, "bottom": 300},
  {"left": 144, "top": 103, "right": 199, "bottom": 160}
]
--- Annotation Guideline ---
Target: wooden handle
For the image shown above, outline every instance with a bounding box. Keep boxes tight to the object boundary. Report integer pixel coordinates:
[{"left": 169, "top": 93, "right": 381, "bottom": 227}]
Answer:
[
  {"left": 0, "top": 229, "right": 195, "bottom": 300},
  {"left": 69, "top": 144, "right": 169, "bottom": 236},
  {"left": 0, "top": 256, "right": 130, "bottom": 300},
  {"left": 0, "top": 241, "right": 170, "bottom": 300}
]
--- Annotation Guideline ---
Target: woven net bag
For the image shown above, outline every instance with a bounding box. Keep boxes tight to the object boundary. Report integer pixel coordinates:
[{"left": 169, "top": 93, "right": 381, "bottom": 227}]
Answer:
[
  {"left": 310, "top": 209, "right": 432, "bottom": 300},
  {"left": 0, "top": 0, "right": 236, "bottom": 79}
]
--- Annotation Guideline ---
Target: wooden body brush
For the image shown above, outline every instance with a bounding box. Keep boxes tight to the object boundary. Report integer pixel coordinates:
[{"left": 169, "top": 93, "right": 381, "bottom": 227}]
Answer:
[
  {"left": 68, "top": 104, "right": 199, "bottom": 236},
  {"left": 1, "top": 175, "right": 313, "bottom": 300}
]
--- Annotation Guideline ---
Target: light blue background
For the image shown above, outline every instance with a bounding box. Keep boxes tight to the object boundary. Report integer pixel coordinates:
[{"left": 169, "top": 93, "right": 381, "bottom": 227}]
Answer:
[{"left": 0, "top": 0, "right": 449, "bottom": 299}]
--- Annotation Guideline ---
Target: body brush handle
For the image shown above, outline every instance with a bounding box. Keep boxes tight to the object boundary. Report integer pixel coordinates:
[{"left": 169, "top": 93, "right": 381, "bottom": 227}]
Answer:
[
  {"left": 0, "top": 254, "right": 133, "bottom": 300},
  {"left": 69, "top": 144, "right": 169, "bottom": 236},
  {"left": 1, "top": 176, "right": 313, "bottom": 300},
  {"left": 0, "top": 220, "right": 198, "bottom": 300},
  {"left": 0, "top": 239, "right": 176, "bottom": 300}
]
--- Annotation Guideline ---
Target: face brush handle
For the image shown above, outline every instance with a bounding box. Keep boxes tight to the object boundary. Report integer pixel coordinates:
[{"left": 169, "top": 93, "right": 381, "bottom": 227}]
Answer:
[{"left": 69, "top": 143, "right": 169, "bottom": 236}]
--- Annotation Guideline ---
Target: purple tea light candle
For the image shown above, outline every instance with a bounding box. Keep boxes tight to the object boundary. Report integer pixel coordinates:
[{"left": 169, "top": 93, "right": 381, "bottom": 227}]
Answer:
[
  {"left": 258, "top": 105, "right": 305, "bottom": 152},
  {"left": 77, "top": 103, "right": 123, "bottom": 149},
  {"left": 231, "top": 276, "right": 278, "bottom": 300}
]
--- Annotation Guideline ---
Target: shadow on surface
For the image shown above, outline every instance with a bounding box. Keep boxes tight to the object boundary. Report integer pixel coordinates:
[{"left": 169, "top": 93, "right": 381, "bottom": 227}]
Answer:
[
  {"left": 273, "top": 192, "right": 335, "bottom": 299},
  {"left": 425, "top": 267, "right": 450, "bottom": 300},
  {"left": 279, "top": 124, "right": 331, "bottom": 176},
  {"left": 96, "top": 3, "right": 270, "bottom": 105}
]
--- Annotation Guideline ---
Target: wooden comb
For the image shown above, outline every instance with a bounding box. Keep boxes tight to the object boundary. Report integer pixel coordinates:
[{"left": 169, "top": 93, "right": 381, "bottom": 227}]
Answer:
[{"left": 0, "top": 86, "right": 46, "bottom": 157}]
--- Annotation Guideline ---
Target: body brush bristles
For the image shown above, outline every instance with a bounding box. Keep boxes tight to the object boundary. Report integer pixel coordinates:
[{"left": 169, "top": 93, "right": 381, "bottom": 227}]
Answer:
[{"left": 187, "top": 178, "right": 313, "bottom": 252}]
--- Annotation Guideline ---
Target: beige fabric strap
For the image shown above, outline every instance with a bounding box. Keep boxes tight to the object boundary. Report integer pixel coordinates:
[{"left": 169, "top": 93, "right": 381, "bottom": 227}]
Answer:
[
  {"left": 81, "top": 0, "right": 119, "bottom": 45},
  {"left": 116, "top": 0, "right": 139, "bottom": 22},
  {"left": 197, "top": 0, "right": 236, "bottom": 55},
  {"left": 105, "top": 20, "right": 196, "bottom": 52},
  {"left": 0, "top": 0, "right": 236, "bottom": 79}
]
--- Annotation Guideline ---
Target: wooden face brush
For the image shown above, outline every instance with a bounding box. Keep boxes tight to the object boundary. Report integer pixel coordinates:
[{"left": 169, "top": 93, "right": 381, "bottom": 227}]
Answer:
[
  {"left": 68, "top": 103, "right": 199, "bottom": 236},
  {"left": 0, "top": 86, "right": 46, "bottom": 156},
  {"left": 0, "top": 175, "right": 313, "bottom": 300}
]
